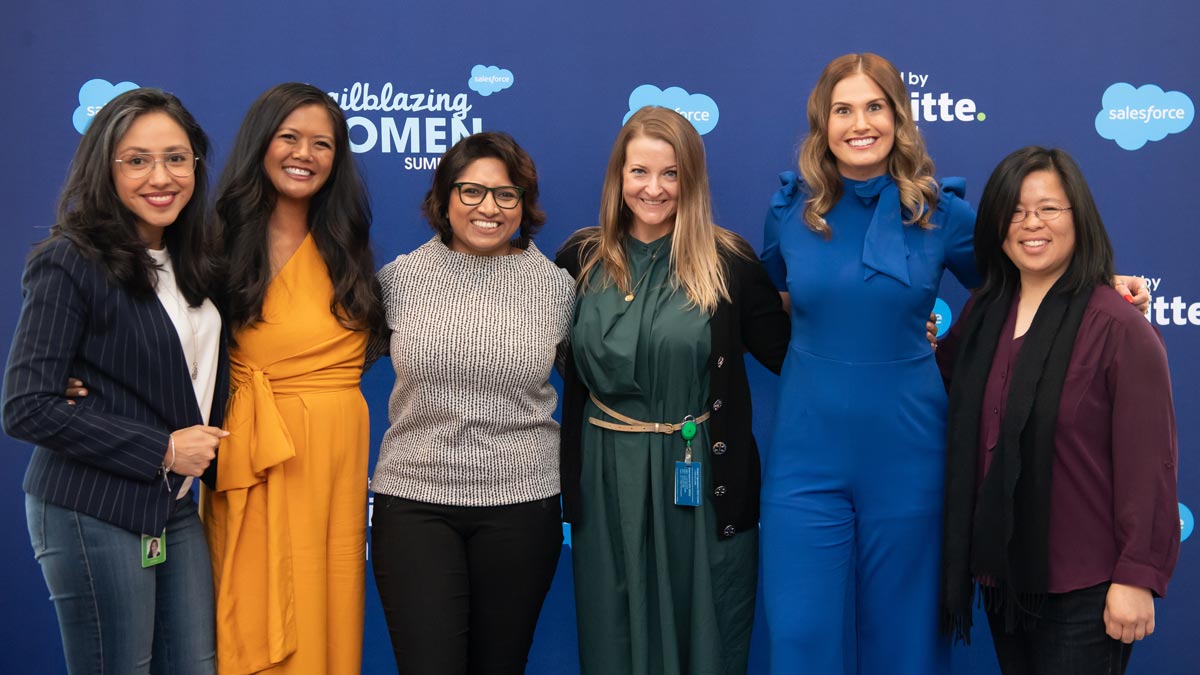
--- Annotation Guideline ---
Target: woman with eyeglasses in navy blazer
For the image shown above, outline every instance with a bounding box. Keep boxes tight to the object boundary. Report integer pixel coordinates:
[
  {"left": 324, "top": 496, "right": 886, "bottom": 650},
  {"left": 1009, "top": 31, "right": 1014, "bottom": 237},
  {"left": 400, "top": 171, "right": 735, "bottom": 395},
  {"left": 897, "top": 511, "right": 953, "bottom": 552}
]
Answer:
[{"left": 2, "top": 87, "right": 230, "bottom": 674}]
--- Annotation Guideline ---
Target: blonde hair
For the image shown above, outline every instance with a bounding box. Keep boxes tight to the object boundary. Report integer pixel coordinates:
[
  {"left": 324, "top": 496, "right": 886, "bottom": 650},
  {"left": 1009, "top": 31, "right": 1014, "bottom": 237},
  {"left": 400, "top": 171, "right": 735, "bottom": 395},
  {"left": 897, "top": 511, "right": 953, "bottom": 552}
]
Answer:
[
  {"left": 798, "top": 53, "right": 939, "bottom": 237},
  {"left": 574, "top": 106, "right": 746, "bottom": 314}
]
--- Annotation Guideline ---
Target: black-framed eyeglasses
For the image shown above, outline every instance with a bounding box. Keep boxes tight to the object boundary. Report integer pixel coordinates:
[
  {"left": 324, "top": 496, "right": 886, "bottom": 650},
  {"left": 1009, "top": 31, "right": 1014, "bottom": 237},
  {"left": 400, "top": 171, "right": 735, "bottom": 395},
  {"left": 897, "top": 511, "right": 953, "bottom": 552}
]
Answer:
[
  {"left": 1011, "top": 206, "right": 1071, "bottom": 223},
  {"left": 113, "top": 151, "right": 200, "bottom": 179},
  {"left": 452, "top": 182, "right": 524, "bottom": 209}
]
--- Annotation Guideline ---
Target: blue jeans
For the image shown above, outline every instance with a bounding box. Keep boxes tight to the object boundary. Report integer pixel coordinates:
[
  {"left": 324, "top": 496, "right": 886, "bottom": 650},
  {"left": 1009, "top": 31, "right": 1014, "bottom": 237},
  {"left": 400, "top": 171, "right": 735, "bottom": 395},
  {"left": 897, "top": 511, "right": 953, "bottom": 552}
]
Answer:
[
  {"left": 26, "top": 493, "right": 216, "bottom": 675},
  {"left": 987, "top": 582, "right": 1134, "bottom": 675}
]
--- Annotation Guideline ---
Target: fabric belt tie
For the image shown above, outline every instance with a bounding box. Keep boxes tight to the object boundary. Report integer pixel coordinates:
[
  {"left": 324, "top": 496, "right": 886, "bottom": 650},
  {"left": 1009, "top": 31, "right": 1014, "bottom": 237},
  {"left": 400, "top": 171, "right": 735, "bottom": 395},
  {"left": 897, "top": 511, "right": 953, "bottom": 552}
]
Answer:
[
  {"left": 204, "top": 364, "right": 302, "bottom": 672},
  {"left": 587, "top": 392, "right": 710, "bottom": 434}
]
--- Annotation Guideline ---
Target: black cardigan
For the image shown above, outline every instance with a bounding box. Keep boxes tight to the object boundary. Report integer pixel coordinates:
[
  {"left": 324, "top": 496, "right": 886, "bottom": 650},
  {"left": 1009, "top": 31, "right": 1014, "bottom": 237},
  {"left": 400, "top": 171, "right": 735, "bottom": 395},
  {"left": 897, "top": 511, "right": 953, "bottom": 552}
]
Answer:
[{"left": 555, "top": 230, "right": 790, "bottom": 539}]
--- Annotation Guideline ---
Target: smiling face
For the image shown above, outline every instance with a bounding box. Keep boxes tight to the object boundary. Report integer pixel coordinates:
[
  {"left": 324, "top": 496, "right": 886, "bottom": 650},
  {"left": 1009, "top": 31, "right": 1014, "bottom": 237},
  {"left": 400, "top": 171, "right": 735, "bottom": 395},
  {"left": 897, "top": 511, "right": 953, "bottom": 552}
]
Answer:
[
  {"left": 112, "top": 111, "right": 196, "bottom": 249},
  {"left": 826, "top": 72, "right": 895, "bottom": 181},
  {"left": 262, "top": 103, "right": 335, "bottom": 206},
  {"left": 446, "top": 157, "right": 522, "bottom": 256},
  {"left": 621, "top": 135, "right": 679, "bottom": 241},
  {"left": 1002, "top": 169, "right": 1076, "bottom": 285}
]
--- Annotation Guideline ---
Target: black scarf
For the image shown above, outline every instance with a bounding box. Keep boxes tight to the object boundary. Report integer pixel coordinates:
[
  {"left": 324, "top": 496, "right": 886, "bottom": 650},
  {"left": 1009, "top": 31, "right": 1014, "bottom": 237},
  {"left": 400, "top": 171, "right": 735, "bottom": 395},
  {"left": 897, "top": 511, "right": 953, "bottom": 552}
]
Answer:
[{"left": 940, "top": 272, "right": 1093, "bottom": 643}]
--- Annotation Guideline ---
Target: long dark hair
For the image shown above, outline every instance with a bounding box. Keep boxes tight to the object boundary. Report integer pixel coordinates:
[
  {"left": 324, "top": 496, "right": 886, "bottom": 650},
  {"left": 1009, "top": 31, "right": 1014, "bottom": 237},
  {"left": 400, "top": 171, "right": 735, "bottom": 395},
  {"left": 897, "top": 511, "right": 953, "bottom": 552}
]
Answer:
[
  {"left": 51, "top": 87, "right": 216, "bottom": 304},
  {"left": 974, "top": 146, "right": 1114, "bottom": 298},
  {"left": 216, "top": 82, "right": 383, "bottom": 338}
]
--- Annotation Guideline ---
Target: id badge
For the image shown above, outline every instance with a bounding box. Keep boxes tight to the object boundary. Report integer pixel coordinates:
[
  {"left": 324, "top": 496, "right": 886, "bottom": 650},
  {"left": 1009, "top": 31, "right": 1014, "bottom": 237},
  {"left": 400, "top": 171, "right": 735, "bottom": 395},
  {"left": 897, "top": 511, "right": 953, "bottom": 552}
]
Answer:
[
  {"left": 674, "top": 461, "right": 702, "bottom": 507},
  {"left": 141, "top": 532, "right": 166, "bottom": 568}
]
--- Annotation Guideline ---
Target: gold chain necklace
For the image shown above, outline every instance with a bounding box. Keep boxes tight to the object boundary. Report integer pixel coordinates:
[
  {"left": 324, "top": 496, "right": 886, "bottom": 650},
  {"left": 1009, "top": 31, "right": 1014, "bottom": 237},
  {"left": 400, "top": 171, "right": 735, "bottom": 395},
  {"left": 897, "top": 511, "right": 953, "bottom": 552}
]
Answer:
[
  {"left": 165, "top": 281, "right": 200, "bottom": 380},
  {"left": 624, "top": 239, "right": 669, "bottom": 303}
]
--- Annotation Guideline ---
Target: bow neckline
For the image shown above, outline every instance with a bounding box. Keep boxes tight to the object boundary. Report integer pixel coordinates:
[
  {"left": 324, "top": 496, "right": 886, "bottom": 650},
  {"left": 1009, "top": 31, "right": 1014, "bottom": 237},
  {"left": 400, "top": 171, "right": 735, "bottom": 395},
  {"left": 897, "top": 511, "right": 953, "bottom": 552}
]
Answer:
[{"left": 846, "top": 173, "right": 912, "bottom": 286}]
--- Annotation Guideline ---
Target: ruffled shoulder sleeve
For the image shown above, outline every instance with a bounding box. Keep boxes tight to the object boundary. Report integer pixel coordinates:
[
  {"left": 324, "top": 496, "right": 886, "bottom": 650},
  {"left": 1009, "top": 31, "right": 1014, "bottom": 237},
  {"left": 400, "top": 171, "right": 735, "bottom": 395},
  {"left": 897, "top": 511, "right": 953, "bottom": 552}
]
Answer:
[
  {"left": 761, "top": 171, "right": 807, "bottom": 290},
  {"left": 933, "top": 177, "right": 981, "bottom": 289},
  {"left": 939, "top": 176, "right": 966, "bottom": 202},
  {"left": 770, "top": 170, "right": 806, "bottom": 212}
]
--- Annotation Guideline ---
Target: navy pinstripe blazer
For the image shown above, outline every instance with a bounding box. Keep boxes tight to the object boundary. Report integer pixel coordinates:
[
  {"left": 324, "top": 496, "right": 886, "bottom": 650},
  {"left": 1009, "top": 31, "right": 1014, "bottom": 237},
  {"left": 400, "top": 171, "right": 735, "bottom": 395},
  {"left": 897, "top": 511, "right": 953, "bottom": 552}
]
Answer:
[{"left": 2, "top": 236, "right": 230, "bottom": 536}]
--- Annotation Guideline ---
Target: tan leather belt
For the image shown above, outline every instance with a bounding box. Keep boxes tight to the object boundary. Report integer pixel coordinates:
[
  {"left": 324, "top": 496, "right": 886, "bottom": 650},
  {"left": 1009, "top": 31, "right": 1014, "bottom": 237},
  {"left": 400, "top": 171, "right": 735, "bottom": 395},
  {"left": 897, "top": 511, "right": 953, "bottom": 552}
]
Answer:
[{"left": 587, "top": 393, "right": 711, "bottom": 434}]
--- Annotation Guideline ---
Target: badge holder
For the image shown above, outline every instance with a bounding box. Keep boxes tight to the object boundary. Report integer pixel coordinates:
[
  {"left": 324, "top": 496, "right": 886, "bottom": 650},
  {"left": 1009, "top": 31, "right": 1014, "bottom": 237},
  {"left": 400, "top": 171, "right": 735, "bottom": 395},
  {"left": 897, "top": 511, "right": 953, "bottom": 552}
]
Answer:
[
  {"left": 141, "top": 532, "right": 166, "bottom": 568},
  {"left": 674, "top": 415, "right": 702, "bottom": 507}
]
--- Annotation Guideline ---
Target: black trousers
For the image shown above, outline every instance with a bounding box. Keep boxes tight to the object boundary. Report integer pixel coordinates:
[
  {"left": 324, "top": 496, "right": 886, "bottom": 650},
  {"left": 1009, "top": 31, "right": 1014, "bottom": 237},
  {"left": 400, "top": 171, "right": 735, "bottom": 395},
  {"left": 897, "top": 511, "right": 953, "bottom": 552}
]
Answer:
[
  {"left": 987, "top": 582, "right": 1134, "bottom": 675},
  {"left": 371, "top": 494, "right": 563, "bottom": 675}
]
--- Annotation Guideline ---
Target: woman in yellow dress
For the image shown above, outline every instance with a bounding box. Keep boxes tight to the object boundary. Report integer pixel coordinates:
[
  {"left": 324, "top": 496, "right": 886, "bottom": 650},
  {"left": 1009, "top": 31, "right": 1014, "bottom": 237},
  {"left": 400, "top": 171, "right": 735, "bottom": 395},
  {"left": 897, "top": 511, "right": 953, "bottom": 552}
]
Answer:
[{"left": 201, "top": 82, "right": 385, "bottom": 674}]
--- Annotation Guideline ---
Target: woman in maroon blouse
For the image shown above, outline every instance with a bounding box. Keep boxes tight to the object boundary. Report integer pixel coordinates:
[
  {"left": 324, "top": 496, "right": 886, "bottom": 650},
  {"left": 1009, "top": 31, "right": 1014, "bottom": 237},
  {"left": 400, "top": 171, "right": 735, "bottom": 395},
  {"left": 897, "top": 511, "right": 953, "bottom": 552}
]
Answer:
[{"left": 938, "top": 146, "right": 1178, "bottom": 675}]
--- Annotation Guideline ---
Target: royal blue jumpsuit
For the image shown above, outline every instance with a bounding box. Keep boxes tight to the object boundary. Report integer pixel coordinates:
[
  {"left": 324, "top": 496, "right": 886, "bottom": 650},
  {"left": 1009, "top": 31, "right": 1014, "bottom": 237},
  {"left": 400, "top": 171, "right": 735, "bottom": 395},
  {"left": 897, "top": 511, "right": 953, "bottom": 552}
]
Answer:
[{"left": 759, "top": 172, "right": 979, "bottom": 675}]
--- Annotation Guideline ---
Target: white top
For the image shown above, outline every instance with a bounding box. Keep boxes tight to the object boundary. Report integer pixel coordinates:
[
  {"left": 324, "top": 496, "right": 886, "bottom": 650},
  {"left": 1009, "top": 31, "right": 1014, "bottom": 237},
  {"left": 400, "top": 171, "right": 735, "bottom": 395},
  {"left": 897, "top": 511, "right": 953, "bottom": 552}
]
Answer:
[
  {"left": 148, "top": 247, "right": 221, "bottom": 496},
  {"left": 372, "top": 237, "right": 575, "bottom": 506}
]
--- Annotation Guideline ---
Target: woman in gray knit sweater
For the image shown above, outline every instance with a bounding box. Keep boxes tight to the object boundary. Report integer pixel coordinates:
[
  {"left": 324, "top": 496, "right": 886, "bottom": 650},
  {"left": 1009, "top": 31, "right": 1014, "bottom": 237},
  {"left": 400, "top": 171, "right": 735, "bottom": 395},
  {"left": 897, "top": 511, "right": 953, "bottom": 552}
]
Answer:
[{"left": 369, "top": 132, "right": 574, "bottom": 674}]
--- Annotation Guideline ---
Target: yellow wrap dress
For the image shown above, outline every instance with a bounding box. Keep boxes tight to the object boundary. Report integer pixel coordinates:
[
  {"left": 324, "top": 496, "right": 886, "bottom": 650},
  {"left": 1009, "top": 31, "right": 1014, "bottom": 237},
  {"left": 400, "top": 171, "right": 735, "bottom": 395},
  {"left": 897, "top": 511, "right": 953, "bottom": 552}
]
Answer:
[{"left": 202, "top": 234, "right": 368, "bottom": 674}]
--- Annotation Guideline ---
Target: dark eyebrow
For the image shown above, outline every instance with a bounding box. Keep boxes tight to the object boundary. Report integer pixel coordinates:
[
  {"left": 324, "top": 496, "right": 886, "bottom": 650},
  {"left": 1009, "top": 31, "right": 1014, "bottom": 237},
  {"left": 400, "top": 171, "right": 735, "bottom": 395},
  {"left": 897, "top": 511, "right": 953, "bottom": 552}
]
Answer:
[
  {"left": 117, "top": 145, "right": 192, "bottom": 153},
  {"left": 277, "top": 126, "right": 334, "bottom": 142},
  {"left": 830, "top": 98, "right": 888, "bottom": 108}
]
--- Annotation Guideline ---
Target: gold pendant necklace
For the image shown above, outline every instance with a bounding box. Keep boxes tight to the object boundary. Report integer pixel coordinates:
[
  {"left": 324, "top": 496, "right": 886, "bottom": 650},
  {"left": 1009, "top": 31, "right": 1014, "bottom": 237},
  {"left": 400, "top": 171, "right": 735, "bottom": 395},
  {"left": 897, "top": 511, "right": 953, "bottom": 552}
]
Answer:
[{"left": 167, "top": 284, "right": 200, "bottom": 380}]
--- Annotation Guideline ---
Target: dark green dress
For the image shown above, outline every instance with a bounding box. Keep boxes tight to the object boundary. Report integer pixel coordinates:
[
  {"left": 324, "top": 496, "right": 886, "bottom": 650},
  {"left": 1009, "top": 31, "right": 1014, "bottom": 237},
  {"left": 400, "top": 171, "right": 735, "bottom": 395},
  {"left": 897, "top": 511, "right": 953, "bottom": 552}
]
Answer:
[{"left": 571, "top": 236, "right": 757, "bottom": 675}]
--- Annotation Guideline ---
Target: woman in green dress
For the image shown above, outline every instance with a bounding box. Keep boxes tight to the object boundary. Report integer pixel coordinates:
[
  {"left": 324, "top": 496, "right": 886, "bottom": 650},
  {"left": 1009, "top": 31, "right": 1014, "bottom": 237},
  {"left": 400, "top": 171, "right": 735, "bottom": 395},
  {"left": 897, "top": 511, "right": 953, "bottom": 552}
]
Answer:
[{"left": 556, "top": 106, "right": 790, "bottom": 674}]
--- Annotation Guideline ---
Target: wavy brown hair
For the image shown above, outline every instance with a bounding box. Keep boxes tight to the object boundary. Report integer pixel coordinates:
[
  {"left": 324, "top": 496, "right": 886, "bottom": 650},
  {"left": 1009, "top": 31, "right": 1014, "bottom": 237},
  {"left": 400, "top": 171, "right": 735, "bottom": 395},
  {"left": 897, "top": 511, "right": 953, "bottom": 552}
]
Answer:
[
  {"left": 798, "top": 53, "right": 939, "bottom": 237},
  {"left": 573, "top": 106, "right": 746, "bottom": 314}
]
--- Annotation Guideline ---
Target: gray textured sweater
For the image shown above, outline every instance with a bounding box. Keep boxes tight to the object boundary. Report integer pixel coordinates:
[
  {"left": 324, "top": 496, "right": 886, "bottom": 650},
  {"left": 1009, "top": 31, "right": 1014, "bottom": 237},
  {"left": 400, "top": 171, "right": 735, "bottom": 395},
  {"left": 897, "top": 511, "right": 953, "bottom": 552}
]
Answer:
[{"left": 371, "top": 237, "right": 574, "bottom": 506}]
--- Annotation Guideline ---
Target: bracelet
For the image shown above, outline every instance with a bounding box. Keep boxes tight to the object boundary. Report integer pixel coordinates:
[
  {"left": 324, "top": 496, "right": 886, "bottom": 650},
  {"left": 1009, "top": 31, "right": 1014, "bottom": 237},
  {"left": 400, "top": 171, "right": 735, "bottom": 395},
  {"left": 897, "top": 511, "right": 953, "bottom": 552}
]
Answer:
[{"left": 163, "top": 434, "right": 177, "bottom": 474}]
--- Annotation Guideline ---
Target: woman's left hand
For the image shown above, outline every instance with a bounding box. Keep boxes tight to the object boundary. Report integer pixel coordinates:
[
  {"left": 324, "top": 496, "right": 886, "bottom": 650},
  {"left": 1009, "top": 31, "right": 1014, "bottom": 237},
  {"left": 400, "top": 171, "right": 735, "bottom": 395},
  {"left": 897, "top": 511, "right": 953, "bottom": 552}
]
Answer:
[
  {"left": 926, "top": 313, "right": 938, "bottom": 350},
  {"left": 65, "top": 377, "right": 88, "bottom": 405},
  {"left": 1103, "top": 582, "right": 1155, "bottom": 643},
  {"left": 1113, "top": 275, "right": 1150, "bottom": 314}
]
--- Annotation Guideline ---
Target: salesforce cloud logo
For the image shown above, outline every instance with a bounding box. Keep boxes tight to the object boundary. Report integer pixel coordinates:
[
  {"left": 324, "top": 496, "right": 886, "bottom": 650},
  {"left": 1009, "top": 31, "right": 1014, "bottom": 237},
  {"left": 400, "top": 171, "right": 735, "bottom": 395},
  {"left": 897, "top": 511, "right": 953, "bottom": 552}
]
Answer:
[
  {"left": 73, "top": 78, "right": 139, "bottom": 134},
  {"left": 1095, "top": 83, "right": 1193, "bottom": 150},
  {"left": 624, "top": 85, "right": 719, "bottom": 135},
  {"left": 1182, "top": 503, "right": 1194, "bottom": 543},
  {"left": 468, "top": 65, "right": 514, "bottom": 97},
  {"left": 932, "top": 298, "right": 953, "bottom": 338}
]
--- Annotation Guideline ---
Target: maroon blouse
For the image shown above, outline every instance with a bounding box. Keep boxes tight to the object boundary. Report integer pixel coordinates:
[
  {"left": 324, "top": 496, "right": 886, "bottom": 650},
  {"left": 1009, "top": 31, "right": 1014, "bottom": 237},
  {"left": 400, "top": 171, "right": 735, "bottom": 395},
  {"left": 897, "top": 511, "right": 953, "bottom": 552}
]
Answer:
[{"left": 941, "top": 285, "right": 1179, "bottom": 596}]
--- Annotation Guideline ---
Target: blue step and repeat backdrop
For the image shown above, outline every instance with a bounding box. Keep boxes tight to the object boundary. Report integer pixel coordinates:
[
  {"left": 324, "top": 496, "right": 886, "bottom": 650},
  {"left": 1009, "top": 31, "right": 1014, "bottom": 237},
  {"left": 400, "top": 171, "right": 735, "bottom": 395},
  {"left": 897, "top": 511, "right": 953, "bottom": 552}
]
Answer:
[{"left": 2, "top": 1, "right": 1195, "bottom": 673}]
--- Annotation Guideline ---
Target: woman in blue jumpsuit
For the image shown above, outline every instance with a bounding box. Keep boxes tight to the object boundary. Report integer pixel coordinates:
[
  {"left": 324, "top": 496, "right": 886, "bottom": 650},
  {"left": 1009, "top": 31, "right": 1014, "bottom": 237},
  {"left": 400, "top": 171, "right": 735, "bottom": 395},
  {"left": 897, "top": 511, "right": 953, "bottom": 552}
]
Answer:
[
  {"left": 758, "top": 53, "right": 978, "bottom": 675},
  {"left": 759, "top": 51, "right": 1147, "bottom": 675}
]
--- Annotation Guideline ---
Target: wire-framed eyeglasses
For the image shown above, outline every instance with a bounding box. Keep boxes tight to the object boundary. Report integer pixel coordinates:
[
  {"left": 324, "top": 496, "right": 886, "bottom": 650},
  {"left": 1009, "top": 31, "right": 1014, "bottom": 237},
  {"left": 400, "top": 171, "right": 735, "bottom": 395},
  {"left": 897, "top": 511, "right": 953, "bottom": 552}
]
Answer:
[
  {"left": 1011, "top": 206, "right": 1072, "bottom": 223},
  {"left": 113, "top": 152, "right": 200, "bottom": 179}
]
